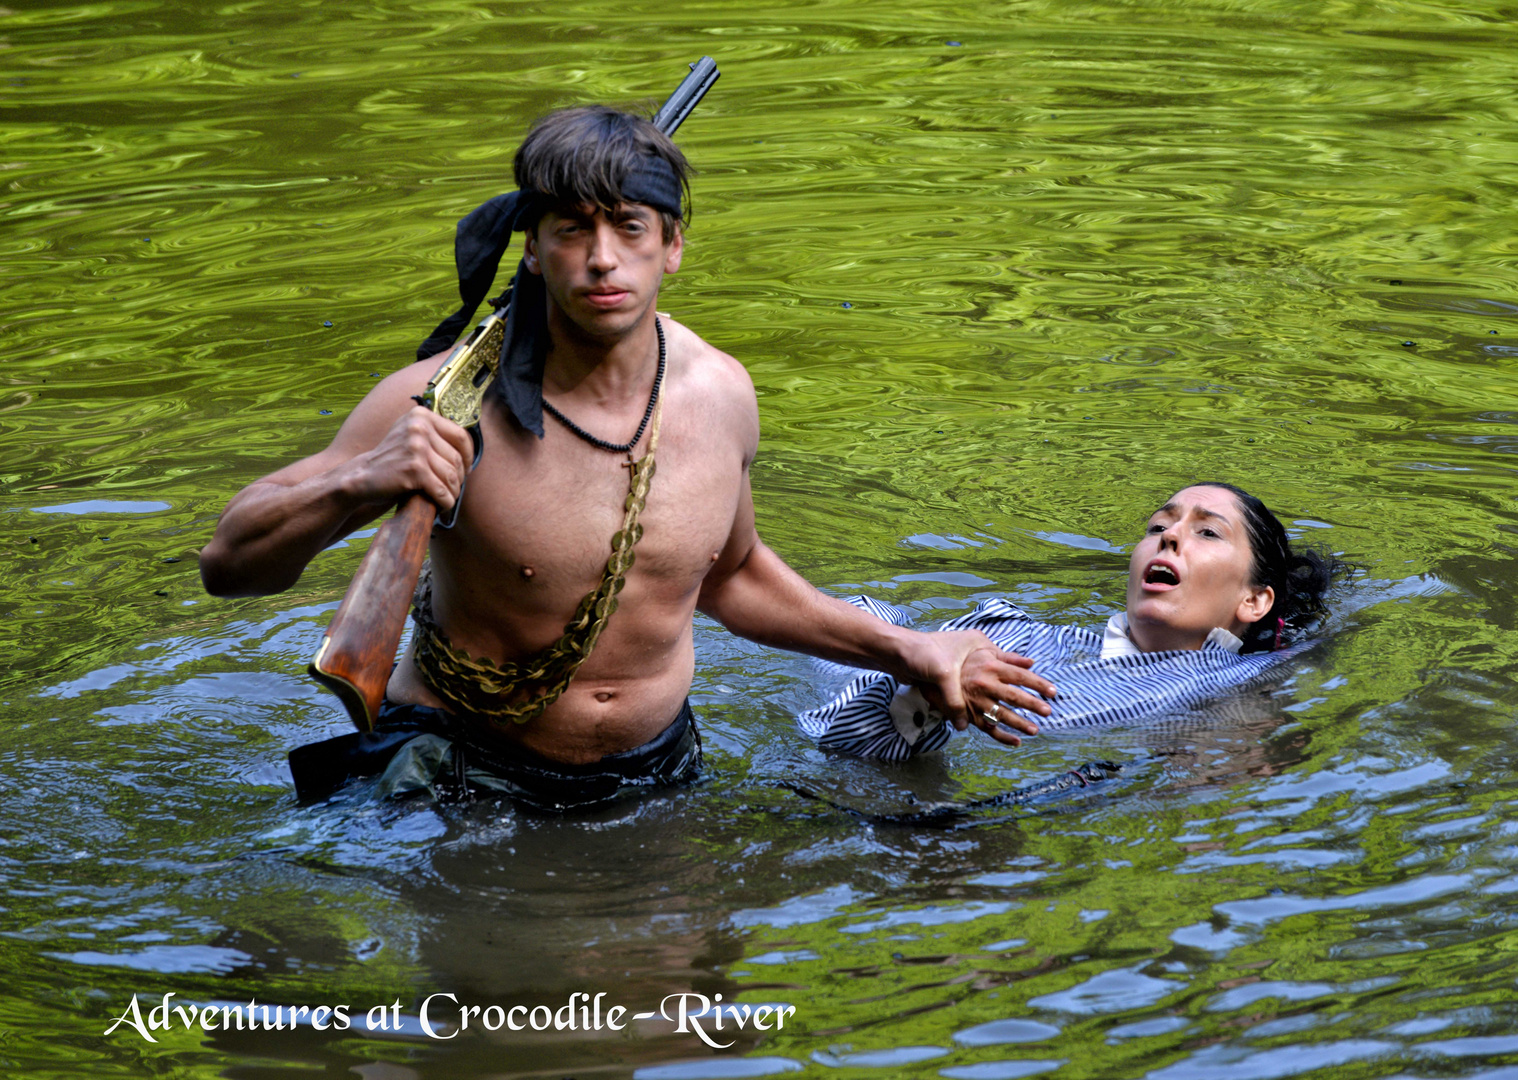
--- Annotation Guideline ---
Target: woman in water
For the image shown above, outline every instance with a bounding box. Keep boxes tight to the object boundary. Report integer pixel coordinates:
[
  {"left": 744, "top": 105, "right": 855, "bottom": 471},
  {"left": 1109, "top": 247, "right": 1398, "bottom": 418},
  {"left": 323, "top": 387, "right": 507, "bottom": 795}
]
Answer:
[{"left": 799, "top": 482, "right": 1343, "bottom": 761}]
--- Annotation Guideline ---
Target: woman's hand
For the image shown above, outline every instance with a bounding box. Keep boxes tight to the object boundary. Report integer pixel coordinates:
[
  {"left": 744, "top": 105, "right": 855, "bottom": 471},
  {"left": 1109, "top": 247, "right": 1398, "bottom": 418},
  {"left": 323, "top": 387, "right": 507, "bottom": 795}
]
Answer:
[{"left": 897, "top": 629, "right": 1055, "bottom": 747}]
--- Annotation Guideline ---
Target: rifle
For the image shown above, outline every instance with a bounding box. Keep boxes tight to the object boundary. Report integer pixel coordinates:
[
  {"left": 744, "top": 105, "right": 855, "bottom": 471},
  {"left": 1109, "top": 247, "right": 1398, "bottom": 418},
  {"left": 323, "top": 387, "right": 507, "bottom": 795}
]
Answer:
[{"left": 308, "top": 58, "right": 720, "bottom": 733}]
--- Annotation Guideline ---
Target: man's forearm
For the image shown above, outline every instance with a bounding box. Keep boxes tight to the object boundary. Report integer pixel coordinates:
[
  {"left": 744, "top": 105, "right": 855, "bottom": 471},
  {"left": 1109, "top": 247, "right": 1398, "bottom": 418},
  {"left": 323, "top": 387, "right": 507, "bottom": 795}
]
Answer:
[
  {"left": 697, "top": 540, "right": 916, "bottom": 679},
  {"left": 698, "top": 537, "right": 1055, "bottom": 740},
  {"left": 200, "top": 386, "right": 473, "bottom": 598},
  {"left": 199, "top": 472, "right": 382, "bottom": 598}
]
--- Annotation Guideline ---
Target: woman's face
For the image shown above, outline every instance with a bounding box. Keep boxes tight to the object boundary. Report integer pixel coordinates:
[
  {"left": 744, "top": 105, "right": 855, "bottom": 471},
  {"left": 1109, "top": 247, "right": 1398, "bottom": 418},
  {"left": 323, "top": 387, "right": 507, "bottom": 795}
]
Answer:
[{"left": 1125, "top": 485, "right": 1275, "bottom": 652}]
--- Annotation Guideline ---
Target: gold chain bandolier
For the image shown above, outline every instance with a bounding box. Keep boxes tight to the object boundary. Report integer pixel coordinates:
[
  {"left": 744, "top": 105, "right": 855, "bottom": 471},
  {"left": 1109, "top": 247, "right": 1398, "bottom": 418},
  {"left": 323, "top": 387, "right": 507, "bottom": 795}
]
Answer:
[{"left": 411, "top": 396, "right": 663, "bottom": 728}]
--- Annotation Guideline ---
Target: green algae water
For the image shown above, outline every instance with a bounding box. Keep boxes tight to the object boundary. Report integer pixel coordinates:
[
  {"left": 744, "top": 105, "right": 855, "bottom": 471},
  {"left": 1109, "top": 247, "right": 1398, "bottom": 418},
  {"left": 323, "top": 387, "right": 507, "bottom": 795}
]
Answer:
[{"left": 4, "top": 0, "right": 1518, "bottom": 1076}]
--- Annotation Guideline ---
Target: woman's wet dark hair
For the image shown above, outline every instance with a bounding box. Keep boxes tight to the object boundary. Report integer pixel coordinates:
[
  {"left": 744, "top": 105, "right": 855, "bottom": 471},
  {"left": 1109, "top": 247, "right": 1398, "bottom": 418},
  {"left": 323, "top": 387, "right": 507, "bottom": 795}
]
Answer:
[{"left": 1195, "top": 482, "right": 1344, "bottom": 653}]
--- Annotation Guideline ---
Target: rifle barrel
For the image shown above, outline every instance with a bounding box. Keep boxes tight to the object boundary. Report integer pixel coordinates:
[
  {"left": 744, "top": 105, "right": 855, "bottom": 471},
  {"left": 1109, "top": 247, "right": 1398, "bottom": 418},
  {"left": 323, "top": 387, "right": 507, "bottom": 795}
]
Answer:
[{"left": 654, "top": 56, "right": 720, "bottom": 136}]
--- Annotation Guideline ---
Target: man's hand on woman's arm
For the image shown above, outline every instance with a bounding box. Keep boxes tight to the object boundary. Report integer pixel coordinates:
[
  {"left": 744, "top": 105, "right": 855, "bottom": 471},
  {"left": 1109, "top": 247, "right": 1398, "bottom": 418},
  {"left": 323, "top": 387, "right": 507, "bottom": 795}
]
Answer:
[
  {"left": 895, "top": 631, "right": 1051, "bottom": 747},
  {"left": 696, "top": 477, "right": 1055, "bottom": 745}
]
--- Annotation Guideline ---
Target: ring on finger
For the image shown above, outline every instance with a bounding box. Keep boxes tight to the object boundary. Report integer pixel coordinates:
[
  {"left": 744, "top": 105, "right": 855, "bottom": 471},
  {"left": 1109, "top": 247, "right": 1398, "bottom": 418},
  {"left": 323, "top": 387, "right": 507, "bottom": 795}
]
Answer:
[{"left": 982, "top": 705, "right": 1001, "bottom": 725}]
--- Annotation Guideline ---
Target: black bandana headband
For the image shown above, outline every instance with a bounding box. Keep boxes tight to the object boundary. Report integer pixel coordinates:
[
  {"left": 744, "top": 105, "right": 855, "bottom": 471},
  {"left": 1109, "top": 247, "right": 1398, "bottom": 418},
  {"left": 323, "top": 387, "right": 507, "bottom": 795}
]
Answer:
[{"left": 415, "top": 154, "right": 684, "bottom": 438}]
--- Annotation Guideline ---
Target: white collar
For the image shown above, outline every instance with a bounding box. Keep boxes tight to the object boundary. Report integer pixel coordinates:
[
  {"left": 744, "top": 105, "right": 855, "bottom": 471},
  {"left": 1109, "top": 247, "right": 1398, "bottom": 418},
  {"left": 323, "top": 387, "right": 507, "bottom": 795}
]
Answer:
[{"left": 1101, "top": 613, "right": 1244, "bottom": 659}]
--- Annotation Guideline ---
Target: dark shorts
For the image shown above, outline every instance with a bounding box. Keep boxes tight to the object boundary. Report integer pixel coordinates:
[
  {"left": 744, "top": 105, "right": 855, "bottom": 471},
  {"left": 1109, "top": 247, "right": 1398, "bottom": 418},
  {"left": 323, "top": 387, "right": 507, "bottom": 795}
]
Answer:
[{"left": 289, "top": 699, "right": 703, "bottom": 812}]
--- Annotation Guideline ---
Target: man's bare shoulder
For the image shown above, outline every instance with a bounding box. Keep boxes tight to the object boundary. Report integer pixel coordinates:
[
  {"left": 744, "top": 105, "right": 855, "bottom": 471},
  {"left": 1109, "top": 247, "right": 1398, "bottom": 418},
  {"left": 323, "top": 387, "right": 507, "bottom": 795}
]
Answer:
[
  {"left": 661, "top": 316, "right": 758, "bottom": 457},
  {"left": 250, "top": 356, "right": 443, "bottom": 488},
  {"left": 364, "top": 356, "right": 442, "bottom": 414},
  {"left": 662, "top": 316, "right": 757, "bottom": 436},
  {"left": 331, "top": 356, "right": 445, "bottom": 449}
]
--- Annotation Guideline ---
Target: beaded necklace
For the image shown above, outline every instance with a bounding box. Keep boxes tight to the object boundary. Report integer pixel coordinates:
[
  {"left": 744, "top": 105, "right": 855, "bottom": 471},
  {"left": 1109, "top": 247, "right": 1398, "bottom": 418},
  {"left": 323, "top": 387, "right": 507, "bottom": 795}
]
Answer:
[{"left": 542, "top": 318, "right": 666, "bottom": 454}]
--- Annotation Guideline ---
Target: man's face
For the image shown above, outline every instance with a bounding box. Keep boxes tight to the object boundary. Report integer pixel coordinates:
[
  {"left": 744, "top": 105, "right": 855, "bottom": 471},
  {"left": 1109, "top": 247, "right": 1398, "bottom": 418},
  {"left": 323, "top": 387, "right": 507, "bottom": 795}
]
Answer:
[{"left": 524, "top": 201, "right": 683, "bottom": 342}]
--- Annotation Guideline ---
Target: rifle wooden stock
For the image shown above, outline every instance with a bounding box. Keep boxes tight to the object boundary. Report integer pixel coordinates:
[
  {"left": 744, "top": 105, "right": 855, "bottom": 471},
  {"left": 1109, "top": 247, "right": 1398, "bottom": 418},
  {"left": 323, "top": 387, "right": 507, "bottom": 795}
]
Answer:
[{"left": 309, "top": 493, "right": 435, "bottom": 731}]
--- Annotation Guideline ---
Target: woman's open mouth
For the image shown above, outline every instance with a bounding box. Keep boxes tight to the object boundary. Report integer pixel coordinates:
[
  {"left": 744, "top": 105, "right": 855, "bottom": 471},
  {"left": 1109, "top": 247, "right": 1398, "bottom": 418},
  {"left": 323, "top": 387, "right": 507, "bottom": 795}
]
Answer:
[{"left": 1142, "top": 561, "right": 1180, "bottom": 590}]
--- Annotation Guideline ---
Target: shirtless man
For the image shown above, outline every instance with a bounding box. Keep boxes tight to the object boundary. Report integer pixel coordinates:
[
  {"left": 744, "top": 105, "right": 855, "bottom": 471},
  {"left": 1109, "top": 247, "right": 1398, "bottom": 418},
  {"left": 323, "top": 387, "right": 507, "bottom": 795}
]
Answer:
[{"left": 200, "top": 106, "right": 1053, "bottom": 806}]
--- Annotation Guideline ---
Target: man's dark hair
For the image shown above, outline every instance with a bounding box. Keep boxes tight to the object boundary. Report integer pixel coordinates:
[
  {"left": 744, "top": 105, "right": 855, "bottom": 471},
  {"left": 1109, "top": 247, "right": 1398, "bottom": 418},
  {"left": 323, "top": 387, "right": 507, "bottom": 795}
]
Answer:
[
  {"left": 513, "top": 105, "right": 690, "bottom": 242},
  {"left": 1193, "top": 482, "right": 1346, "bottom": 653}
]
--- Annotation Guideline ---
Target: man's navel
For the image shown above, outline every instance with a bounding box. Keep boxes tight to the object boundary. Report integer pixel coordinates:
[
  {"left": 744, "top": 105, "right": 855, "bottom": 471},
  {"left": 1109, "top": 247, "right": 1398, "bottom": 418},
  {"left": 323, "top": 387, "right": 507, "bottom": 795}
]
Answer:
[
  {"left": 594, "top": 691, "right": 615, "bottom": 703},
  {"left": 520, "top": 565, "right": 535, "bottom": 579}
]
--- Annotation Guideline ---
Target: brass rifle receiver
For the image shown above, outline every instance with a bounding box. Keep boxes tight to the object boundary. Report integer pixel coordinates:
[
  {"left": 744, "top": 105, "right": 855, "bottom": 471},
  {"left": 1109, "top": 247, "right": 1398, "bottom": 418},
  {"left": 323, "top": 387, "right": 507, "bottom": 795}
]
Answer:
[{"left": 416, "top": 305, "right": 507, "bottom": 528}]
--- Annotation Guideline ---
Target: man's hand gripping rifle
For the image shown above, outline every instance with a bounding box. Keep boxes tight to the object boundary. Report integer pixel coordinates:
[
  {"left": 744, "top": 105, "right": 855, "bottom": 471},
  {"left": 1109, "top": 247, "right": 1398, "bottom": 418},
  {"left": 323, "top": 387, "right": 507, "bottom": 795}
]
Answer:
[{"left": 308, "top": 57, "right": 720, "bottom": 733}]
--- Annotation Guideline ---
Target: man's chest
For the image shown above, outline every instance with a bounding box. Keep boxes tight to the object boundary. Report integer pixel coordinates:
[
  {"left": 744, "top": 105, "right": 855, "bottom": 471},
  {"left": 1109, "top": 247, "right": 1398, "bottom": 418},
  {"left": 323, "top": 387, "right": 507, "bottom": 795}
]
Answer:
[{"left": 447, "top": 413, "right": 743, "bottom": 592}]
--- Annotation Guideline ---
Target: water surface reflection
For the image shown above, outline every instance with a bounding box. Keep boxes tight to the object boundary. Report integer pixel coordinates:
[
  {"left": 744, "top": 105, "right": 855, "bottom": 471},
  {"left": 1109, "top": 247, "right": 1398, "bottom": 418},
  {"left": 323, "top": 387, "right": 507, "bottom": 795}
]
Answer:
[{"left": 6, "top": 0, "right": 1518, "bottom": 1076}]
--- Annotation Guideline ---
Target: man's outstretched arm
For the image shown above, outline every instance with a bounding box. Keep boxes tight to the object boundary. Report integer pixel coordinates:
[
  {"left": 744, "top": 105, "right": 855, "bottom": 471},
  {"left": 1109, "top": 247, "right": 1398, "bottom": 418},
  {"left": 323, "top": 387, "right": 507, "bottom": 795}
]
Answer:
[
  {"left": 696, "top": 472, "right": 1055, "bottom": 747},
  {"left": 199, "top": 362, "right": 472, "bottom": 598}
]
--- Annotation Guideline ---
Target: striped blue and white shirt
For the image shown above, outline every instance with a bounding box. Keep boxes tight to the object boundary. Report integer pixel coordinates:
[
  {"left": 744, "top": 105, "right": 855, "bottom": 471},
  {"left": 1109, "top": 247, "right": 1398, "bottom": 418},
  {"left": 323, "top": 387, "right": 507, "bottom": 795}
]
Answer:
[{"left": 797, "top": 595, "right": 1305, "bottom": 762}]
